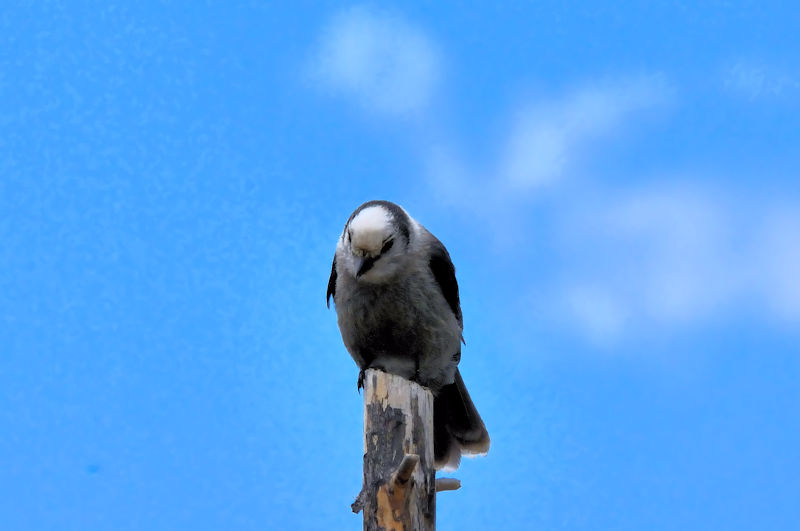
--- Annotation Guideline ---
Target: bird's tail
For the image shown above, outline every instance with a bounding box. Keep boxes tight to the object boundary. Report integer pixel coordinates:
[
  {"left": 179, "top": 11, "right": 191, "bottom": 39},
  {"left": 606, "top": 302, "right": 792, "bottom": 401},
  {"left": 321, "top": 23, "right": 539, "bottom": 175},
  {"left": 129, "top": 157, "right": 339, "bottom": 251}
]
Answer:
[{"left": 433, "top": 368, "right": 490, "bottom": 470}]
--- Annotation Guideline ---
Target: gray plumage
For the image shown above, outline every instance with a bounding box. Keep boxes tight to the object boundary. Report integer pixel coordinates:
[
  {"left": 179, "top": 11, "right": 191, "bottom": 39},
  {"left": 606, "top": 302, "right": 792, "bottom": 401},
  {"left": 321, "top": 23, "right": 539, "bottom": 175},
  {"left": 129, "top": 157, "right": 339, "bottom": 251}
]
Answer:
[{"left": 327, "top": 200, "right": 489, "bottom": 470}]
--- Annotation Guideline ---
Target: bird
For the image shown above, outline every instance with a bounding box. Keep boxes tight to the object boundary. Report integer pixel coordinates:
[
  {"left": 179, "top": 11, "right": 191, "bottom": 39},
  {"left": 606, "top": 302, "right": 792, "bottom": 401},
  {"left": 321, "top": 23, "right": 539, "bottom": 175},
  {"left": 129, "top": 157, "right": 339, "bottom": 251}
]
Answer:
[{"left": 327, "top": 200, "right": 489, "bottom": 470}]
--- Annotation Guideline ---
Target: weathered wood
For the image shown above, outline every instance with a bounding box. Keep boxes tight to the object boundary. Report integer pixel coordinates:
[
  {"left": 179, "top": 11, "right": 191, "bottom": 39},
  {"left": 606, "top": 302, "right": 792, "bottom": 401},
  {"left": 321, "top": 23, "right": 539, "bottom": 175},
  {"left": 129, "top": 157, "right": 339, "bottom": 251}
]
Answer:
[
  {"left": 434, "top": 478, "right": 461, "bottom": 493},
  {"left": 352, "top": 369, "right": 436, "bottom": 530}
]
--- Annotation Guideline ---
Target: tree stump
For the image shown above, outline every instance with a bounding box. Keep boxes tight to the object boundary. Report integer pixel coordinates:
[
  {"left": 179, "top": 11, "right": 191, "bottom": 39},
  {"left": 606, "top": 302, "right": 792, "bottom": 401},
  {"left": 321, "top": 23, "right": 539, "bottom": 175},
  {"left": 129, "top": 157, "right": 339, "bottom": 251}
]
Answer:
[{"left": 351, "top": 369, "right": 436, "bottom": 530}]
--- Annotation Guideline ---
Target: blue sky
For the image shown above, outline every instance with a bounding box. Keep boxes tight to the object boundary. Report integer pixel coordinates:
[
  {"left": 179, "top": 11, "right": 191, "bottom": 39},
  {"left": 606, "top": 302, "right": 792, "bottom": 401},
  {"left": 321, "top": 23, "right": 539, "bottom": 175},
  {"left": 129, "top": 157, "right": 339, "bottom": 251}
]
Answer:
[{"left": 2, "top": 2, "right": 799, "bottom": 529}]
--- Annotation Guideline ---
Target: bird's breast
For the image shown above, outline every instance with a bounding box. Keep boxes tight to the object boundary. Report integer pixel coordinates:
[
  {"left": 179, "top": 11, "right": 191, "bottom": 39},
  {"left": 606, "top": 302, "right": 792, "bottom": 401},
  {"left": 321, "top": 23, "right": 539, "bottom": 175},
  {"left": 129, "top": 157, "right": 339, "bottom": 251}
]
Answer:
[{"left": 336, "top": 271, "right": 462, "bottom": 389}]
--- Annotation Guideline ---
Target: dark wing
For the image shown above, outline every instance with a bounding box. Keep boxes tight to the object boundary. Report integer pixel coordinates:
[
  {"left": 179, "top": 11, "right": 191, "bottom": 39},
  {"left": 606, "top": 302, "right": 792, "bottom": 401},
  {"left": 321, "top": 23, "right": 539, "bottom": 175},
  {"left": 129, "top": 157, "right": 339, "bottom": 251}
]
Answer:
[
  {"left": 326, "top": 255, "right": 337, "bottom": 309},
  {"left": 428, "top": 239, "right": 463, "bottom": 327}
]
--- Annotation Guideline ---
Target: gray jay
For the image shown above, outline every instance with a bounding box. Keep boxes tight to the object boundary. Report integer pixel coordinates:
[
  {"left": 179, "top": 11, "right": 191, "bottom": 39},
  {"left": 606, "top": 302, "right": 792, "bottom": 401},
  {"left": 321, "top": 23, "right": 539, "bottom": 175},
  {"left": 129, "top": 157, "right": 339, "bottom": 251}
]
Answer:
[{"left": 327, "top": 200, "right": 489, "bottom": 470}]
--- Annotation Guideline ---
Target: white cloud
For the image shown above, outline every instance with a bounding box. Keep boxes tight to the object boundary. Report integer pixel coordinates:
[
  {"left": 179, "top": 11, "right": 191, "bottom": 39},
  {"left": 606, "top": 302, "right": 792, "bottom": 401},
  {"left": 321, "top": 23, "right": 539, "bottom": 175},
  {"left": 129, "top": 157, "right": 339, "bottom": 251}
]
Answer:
[
  {"left": 555, "top": 186, "right": 800, "bottom": 340},
  {"left": 424, "top": 76, "right": 673, "bottom": 221},
  {"left": 502, "top": 118, "right": 567, "bottom": 189},
  {"left": 562, "top": 285, "right": 629, "bottom": 344},
  {"left": 757, "top": 208, "right": 800, "bottom": 320},
  {"left": 310, "top": 6, "right": 440, "bottom": 115},
  {"left": 603, "top": 188, "right": 737, "bottom": 321},
  {"left": 500, "top": 76, "right": 673, "bottom": 189},
  {"left": 423, "top": 76, "right": 675, "bottom": 254}
]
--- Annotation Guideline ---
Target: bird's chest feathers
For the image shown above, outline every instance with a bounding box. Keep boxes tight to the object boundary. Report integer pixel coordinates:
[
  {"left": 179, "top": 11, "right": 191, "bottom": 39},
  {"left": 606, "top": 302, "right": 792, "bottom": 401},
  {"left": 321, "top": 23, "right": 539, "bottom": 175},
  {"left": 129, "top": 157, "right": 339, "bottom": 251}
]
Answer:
[
  {"left": 336, "top": 277, "right": 425, "bottom": 351},
  {"left": 345, "top": 282, "right": 416, "bottom": 329}
]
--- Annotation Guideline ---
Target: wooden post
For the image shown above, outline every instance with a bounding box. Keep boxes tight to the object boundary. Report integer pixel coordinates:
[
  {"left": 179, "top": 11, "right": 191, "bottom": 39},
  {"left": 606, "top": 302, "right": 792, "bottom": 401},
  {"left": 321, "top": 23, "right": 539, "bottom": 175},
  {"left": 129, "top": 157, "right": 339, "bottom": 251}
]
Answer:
[{"left": 351, "top": 369, "right": 436, "bottom": 530}]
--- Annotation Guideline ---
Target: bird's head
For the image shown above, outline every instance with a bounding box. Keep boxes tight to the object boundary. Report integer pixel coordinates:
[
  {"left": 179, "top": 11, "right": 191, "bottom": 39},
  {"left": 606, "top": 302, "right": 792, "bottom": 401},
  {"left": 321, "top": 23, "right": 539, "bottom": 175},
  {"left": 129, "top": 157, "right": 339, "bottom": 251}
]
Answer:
[{"left": 337, "top": 201, "right": 413, "bottom": 282}]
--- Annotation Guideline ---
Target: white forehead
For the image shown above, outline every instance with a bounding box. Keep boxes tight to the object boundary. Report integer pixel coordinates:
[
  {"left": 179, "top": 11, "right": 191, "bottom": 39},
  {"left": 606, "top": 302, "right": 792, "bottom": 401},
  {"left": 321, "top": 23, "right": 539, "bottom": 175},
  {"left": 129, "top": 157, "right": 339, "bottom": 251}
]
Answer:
[{"left": 349, "top": 205, "right": 392, "bottom": 235}]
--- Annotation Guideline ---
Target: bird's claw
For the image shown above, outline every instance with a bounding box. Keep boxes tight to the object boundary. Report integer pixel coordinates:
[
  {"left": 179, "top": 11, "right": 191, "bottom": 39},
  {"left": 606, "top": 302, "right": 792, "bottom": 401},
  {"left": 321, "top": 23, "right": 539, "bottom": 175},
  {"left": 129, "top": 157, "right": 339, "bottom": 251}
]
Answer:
[{"left": 357, "top": 369, "right": 366, "bottom": 393}]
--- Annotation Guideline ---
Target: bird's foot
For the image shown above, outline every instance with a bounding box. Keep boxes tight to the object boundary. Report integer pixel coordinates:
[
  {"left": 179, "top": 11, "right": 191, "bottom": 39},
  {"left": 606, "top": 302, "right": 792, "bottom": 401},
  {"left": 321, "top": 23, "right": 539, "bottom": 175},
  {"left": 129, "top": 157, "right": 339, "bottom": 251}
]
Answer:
[{"left": 357, "top": 369, "right": 366, "bottom": 393}]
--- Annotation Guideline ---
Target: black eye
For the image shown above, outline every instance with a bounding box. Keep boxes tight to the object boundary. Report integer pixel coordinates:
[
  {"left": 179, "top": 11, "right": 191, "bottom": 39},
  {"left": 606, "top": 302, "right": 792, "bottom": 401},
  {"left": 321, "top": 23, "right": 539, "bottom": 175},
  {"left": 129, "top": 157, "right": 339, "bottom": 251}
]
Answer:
[{"left": 381, "top": 239, "right": 394, "bottom": 254}]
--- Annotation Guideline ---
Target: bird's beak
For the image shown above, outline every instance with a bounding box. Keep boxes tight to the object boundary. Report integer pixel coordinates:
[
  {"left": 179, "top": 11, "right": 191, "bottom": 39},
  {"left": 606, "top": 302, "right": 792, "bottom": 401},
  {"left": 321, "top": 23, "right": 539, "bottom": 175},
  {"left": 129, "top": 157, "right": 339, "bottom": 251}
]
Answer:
[{"left": 355, "top": 255, "right": 377, "bottom": 278}]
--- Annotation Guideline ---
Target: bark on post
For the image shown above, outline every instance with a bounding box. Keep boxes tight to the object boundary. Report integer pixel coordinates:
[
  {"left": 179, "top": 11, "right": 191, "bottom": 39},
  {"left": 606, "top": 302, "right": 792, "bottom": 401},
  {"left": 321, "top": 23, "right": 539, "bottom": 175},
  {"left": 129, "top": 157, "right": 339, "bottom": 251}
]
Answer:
[{"left": 351, "top": 369, "right": 436, "bottom": 530}]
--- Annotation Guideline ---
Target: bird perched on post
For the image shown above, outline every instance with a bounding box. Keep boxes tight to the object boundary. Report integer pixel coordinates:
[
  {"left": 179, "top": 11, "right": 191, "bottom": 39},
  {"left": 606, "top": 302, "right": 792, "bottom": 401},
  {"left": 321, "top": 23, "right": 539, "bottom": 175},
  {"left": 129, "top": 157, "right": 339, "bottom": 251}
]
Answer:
[{"left": 327, "top": 200, "right": 490, "bottom": 470}]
